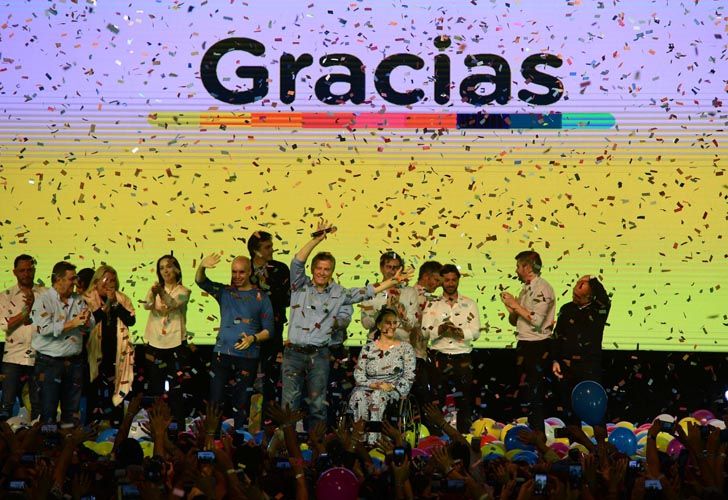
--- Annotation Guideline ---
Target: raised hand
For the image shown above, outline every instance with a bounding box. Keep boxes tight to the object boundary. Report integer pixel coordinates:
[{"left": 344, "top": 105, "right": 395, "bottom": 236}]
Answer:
[
  {"left": 422, "top": 402, "right": 447, "bottom": 429},
  {"left": 203, "top": 401, "right": 222, "bottom": 437},
  {"left": 393, "top": 267, "right": 414, "bottom": 284},
  {"left": 267, "top": 402, "right": 305, "bottom": 428},
  {"left": 201, "top": 253, "right": 222, "bottom": 269}
]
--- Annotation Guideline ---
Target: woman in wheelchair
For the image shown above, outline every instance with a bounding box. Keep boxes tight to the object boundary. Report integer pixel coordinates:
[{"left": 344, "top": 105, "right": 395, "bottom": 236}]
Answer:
[{"left": 349, "top": 307, "right": 416, "bottom": 441}]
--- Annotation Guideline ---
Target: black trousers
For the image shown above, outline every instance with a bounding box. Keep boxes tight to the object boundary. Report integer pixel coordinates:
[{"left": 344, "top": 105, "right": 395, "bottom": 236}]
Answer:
[
  {"left": 515, "top": 339, "right": 551, "bottom": 433},
  {"left": 430, "top": 351, "right": 473, "bottom": 434},
  {"left": 144, "top": 343, "right": 190, "bottom": 424}
]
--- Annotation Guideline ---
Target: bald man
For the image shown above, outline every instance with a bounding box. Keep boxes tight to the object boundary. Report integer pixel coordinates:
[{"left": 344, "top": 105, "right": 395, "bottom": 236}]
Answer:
[{"left": 196, "top": 253, "right": 274, "bottom": 430}]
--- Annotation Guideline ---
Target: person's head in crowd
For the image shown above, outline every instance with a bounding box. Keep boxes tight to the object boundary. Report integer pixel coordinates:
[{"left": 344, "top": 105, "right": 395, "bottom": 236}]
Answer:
[
  {"left": 156, "top": 254, "right": 182, "bottom": 286},
  {"left": 12, "top": 254, "right": 36, "bottom": 289},
  {"left": 439, "top": 264, "right": 461, "bottom": 297},
  {"left": 372, "top": 307, "right": 398, "bottom": 340},
  {"left": 89, "top": 264, "right": 119, "bottom": 299},
  {"left": 230, "top": 256, "right": 252, "bottom": 290},
  {"left": 248, "top": 230, "right": 275, "bottom": 263},
  {"left": 515, "top": 250, "right": 542, "bottom": 282},
  {"left": 51, "top": 261, "right": 78, "bottom": 299},
  {"left": 379, "top": 251, "right": 404, "bottom": 281},
  {"left": 116, "top": 437, "right": 144, "bottom": 469},
  {"left": 310, "top": 251, "right": 336, "bottom": 289},
  {"left": 417, "top": 260, "right": 442, "bottom": 293},
  {"left": 75, "top": 267, "right": 95, "bottom": 295}
]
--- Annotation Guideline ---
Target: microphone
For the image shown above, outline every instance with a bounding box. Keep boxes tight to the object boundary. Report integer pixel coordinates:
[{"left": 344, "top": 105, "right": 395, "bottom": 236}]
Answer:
[{"left": 311, "top": 226, "right": 336, "bottom": 238}]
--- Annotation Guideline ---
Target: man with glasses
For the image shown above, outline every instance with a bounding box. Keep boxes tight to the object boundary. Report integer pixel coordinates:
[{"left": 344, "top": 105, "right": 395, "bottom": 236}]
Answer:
[
  {"left": 0, "top": 255, "right": 46, "bottom": 420},
  {"left": 421, "top": 264, "right": 481, "bottom": 433},
  {"left": 31, "top": 261, "right": 93, "bottom": 427}
]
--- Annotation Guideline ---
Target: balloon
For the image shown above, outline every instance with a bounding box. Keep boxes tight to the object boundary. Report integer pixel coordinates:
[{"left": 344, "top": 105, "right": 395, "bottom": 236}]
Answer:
[
  {"left": 481, "top": 442, "right": 505, "bottom": 458},
  {"left": 678, "top": 417, "right": 700, "bottom": 435},
  {"left": 571, "top": 381, "right": 607, "bottom": 426},
  {"left": 569, "top": 443, "right": 590, "bottom": 455},
  {"left": 549, "top": 442, "right": 569, "bottom": 458},
  {"left": 221, "top": 418, "right": 235, "bottom": 434},
  {"left": 692, "top": 409, "right": 715, "bottom": 424},
  {"left": 515, "top": 416, "right": 529, "bottom": 425},
  {"left": 666, "top": 438, "right": 685, "bottom": 458},
  {"left": 236, "top": 429, "right": 254, "bottom": 442},
  {"left": 316, "top": 467, "right": 359, "bottom": 500},
  {"left": 417, "top": 435, "right": 445, "bottom": 450},
  {"left": 512, "top": 450, "right": 539, "bottom": 465},
  {"left": 411, "top": 448, "right": 429, "bottom": 459},
  {"left": 545, "top": 417, "right": 566, "bottom": 427},
  {"left": 653, "top": 414, "right": 675, "bottom": 423},
  {"left": 708, "top": 419, "right": 726, "bottom": 430},
  {"left": 616, "top": 421, "right": 635, "bottom": 431},
  {"left": 656, "top": 432, "right": 673, "bottom": 453},
  {"left": 505, "top": 448, "right": 525, "bottom": 461},
  {"left": 480, "top": 434, "right": 498, "bottom": 446},
  {"left": 581, "top": 425, "right": 594, "bottom": 438},
  {"left": 607, "top": 427, "right": 637, "bottom": 456},
  {"left": 97, "top": 428, "right": 118, "bottom": 443},
  {"left": 504, "top": 425, "right": 535, "bottom": 452},
  {"left": 488, "top": 423, "right": 503, "bottom": 440}
]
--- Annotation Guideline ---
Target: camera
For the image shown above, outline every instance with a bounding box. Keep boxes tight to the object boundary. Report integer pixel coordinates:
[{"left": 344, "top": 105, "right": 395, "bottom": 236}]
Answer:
[
  {"left": 196, "top": 451, "right": 216, "bottom": 464},
  {"left": 167, "top": 422, "right": 179, "bottom": 442},
  {"left": 568, "top": 464, "right": 582, "bottom": 488},
  {"left": 393, "top": 446, "right": 406, "bottom": 466},
  {"left": 645, "top": 479, "right": 662, "bottom": 490},
  {"left": 533, "top": 473, "right": 548, "bottom": 495}
]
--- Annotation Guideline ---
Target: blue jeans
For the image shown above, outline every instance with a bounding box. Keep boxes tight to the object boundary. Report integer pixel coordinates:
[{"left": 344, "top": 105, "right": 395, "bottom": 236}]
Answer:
[
  {"left": 34, "top": 354, "right": 83, "bottom": 426},
  {"left": 281, "top": 346, "right": 330, "bottom": 428},
  {"left": 0, "top": 362, "right": 39, "bottom": 420},
  {"left": 209, "top": 353, "right": 258, "bottom": 430}
]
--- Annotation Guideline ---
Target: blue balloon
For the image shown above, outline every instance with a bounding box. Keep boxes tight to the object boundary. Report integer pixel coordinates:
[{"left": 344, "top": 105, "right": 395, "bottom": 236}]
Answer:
[
  {"left": 608, "top": 427, "right": 637, "bottom": 456},
  {"left": 511, "top": 450, "right": 539, "bottom": 465},
  {"left": 96, "top": 428, "right": 118, "bottom": 443},
  {"left": 504, "top": 425, "right": 535, "bottom": 452},
  {"left": 571, "top": 380, "right": 607, "bottom": 426}
]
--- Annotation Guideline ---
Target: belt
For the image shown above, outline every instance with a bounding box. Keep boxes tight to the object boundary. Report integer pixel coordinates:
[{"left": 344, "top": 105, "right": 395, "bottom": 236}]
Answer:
[
  {"left": 286, "top": 344, "right": 328, "bottom": 354},
  {"left": 430, "top": 350, "right": 469, "bottom": 359},
  {"left": 37, "top": 352, "right": 83, "bottom": 362}
]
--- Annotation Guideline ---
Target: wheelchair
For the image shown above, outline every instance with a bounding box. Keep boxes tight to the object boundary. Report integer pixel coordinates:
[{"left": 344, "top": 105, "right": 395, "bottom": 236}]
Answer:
[{"left": 337, "top": 391, "right": 422, "bottom": 445}]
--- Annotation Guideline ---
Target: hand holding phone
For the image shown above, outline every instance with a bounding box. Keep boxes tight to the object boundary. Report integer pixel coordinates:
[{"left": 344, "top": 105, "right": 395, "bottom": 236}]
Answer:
[
  {"left": 196, "top": 450, "right": 216, "bottom": 464},
  {"left": 533, "top": 473, "right": 548, "bottom": 495}
]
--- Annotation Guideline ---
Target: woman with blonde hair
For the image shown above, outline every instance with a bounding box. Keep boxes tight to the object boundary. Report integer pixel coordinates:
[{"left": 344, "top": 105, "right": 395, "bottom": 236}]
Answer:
[{"left": 84, "top": 265, "right": 136, "bottom": 425}]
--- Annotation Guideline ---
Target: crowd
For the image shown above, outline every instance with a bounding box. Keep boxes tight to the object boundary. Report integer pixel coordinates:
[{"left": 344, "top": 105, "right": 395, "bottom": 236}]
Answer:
[{"left": 1, "top": 221, "right": 725, "bottom": 497}]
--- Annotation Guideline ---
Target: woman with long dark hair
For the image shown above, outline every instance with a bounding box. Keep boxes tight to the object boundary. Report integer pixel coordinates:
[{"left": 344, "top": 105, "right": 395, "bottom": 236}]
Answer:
[
  {"left": 143, "top": 254, "right": 190, "bottom": 424},
  {"left": 349, "top": 307, "right": 416, "bottom": 437}
]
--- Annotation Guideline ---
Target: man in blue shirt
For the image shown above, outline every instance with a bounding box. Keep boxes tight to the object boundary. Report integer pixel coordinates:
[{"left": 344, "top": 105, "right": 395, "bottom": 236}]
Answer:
[
  {"left": 282, "top": 221, "right": 413, "bottom": 428},
  {"left": 31, "top": 261, "right": 93, "bottom": 427},
  {"left": 196, "top": 253, "right": 274, "bottom": 430}
]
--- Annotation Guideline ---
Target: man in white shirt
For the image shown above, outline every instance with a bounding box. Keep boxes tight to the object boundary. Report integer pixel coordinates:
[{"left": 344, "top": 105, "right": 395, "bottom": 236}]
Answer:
[
  {"left": 410, "top": 260, "right": 442, "bottom": 405},
  {"left": 421, "top": 264, "right": 481, "bottom": 433},
  {"left": 0, "top": 255, "right": 46, "bottom": 420},
  {"left": 500, "top": 250, "right": 555, "bottom": 432}
]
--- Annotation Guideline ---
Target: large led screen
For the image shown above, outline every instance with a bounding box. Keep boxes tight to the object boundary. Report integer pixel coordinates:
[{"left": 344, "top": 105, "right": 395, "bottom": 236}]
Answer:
[{"left": 1, "top": 1, "right": 725, "bottom": 350}]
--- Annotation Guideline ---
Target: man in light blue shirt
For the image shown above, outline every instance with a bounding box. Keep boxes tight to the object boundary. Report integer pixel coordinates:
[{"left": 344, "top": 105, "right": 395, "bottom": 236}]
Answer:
[
  {"left": 31, "top": 261, "right": 93, "bottom": 427},
  {"left": 282, "top": 221, "right": 412, "bottom": 427}
]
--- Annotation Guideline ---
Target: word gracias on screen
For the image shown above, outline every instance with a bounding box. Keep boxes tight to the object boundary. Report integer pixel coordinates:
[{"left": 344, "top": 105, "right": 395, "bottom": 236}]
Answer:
[{"left": 201, "top": 36, "right": 564, "bottom": 107}]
